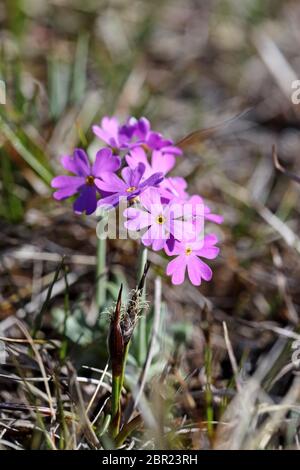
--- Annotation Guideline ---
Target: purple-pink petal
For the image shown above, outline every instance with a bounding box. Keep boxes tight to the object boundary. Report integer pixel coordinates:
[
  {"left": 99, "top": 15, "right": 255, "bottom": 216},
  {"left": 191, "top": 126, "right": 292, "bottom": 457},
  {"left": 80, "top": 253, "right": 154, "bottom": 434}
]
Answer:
[
  {"left": 121, "top": 166, "right": 134, "bottom": 186},
  {"left": 51, "top": 175, "right": 84, "bottom": 190},
  {"left": 131, "top": 162, "right": 146, "bottom": 187},
  {"left": 92, "top": 117, "right": 120, "bottom": 147},
  {"left": 162, "top": 145, "right": 182, "bottom": 156},
  {"left": 73, "top": 149, "right": 91, "bottom": 176},
  {"left": 124, "top": 208, "right": 151, "bottom": 231},
  {"left": 189, "top": 257, "right": 213, "bottom": 283},
  {"left": 139, "top": 187, "right": 162, "bottom": 211},
  {"left": 125, "top": 147, "right": 149, "bottom": 173},
  {"left": 92, "top": 148, "right": 120, "bottom": 176},
  {"left": 205, "top": 212, "right": 224, "bottom": 224},
  {"left": 53, "top": 186, "right": 82, "bottom": 200},
  {"left": 136, "top": 117, "right": 150, "bottom": 138},
  {"left": 151, "top": 150, "right": 176, "bottom": 175},
  {"left": 186, "top": 256, "right": 202, "bottom": 286},
  {"left": 95, "top": 173, "right": 127, "bottom": 193},
  {"left": 140, "top": 172, "right": 164, "bottom": 190},
  {"left": 171, "top": 219, "right": 195, "bottom": 242},
  {"left": 195, "top": 245, "right": 220, "bottom": 259},
  {"left": 166, "top": 256, "right": 186, "bottom": 285},
  {"left": 98, "top": 193, "right": 125, "bottom": 208},
  {"left": 61, "top": 155, "right": 78, "bottom": 174}
]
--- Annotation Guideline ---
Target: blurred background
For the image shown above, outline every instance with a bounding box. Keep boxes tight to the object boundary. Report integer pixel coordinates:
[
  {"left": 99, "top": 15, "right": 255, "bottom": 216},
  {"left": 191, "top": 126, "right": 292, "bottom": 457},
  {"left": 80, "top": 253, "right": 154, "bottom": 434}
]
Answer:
[{"left": 1, "top": 0, "right": 300, "bottom": 450}]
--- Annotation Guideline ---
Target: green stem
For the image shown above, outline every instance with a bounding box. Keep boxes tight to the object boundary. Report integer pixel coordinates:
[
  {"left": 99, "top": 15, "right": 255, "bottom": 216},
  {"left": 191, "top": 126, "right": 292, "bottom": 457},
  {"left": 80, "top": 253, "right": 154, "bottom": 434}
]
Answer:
[
  {"left": 204, "top": 344, "right": 214, "bottom": 440},
  {"left": 96, "top": 236, "right": 107, "bottom": 311},
  {"left": 110, "top": 374, "right": 121, "bottom": 438},
  {"left": 120, "top": 341, "right": 130, "bottom": 395},
  {"left": 110, "top": 342, "right": 130, "bottom": 439},
  {"left": 109, "top": 246, "right": 148, "bottom": 438},
  {"left": 136, "top": 245, "right": 148, "bottom": 366}
]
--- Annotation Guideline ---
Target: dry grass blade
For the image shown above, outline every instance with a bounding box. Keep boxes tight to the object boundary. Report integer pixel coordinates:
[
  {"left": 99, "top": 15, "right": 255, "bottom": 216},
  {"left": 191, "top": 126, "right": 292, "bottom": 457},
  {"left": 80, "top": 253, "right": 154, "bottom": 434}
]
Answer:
[
  {"left": 273, "top": 145, "right": 300, "bottom": 184},
  {"left": 14, "top": 319, "right": 56, "bottom": 422},
  {"left": 222, "top": 322, "right": 242, "bottom": 393},
  {"left": 176, "top": 109, "right": 251, "bottom": 149},
  {"left": 86, "top": 362, "right": 109, "bottom": 416},
  {"left": 67, "top": 363, "right": 100, "bottom": 449}
]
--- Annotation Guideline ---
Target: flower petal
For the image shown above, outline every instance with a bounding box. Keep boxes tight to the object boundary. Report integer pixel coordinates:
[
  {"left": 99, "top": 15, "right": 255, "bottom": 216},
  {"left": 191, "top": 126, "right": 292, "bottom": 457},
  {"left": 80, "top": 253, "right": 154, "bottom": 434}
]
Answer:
[
  {"left": 132, "top": 162, "right": 146, "bottom": 187},
  {"left": 73, "top": 185, "right": 97, "bottom": 215},
  {"left": 53, "top": 186, "right": 80, "bottom": 200},
  {"left": 140, "top": 171, "right": 164, "bottom": 191},
  {"left": 195, "top": 246, "right": 220, "bottom": 259},
  {"left": 141, "top": 228, "right": 154, "bottom": 247},
  {"left": 140, "top": 187, "right": 163, "bottom": 214},
  {"left": 51, "top": 175, "right": 84, "bottom": 189},
  {"left": 121, "top": 166, "right": 134, "bottom": 186},
  {"left": 92, "top": 148, "right": 120, "bottom": 176},
  {"left": 205, "top": 212, "right": 224, "bottom": 224},
  {"left": 61, "top": 155, "right": 78, "bottom": 174},
  {"left": 171, "top": 220, "right": 195, "bottom": 241},
  {"left": 124, "top": 208, "right": 151, "bottom": 231},
  {"left": 73, "top": 149, "right": 91, "bottom": 176},
  {"left": 166, "top": 256, "right": 186, "bottom": 285},
  {"left": 164, "top": 239, "right": 184, "bottom": 256},
  {"left": 95, "top": 173, "right": 127, "bottom": 193},
  {"left": 98, "top": 193, "right": 124, "bottom": 208},
  {"left": 203, "top": 233, "right": 219, "bottom": 246},
  {"left": 125, "top": 147, "right": 149, "bottom": 171},
  {"left": 136, "top": 117, "right": 150, "bottom": 138},
  {"left": 93, "top": 117, "right": 120, "bottom": 147},
  {"left": 187, "top": 256, "right": 213, "bottom": 285},
  {"left": 151, "top": 150, "right": 175, "bottom": 175},
  {"left": 152, "top": 234, "right": 166, "bottom": 251},
  {"left": 162, "top": 145, "right": 182, "bottom": 156}
]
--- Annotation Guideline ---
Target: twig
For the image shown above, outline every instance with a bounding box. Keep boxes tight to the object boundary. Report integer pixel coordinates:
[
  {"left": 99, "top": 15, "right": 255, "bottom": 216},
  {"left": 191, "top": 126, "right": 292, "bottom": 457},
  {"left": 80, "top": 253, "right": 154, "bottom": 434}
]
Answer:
[{"left": 222, "top": 321, "right": 242, "bottom": 393}]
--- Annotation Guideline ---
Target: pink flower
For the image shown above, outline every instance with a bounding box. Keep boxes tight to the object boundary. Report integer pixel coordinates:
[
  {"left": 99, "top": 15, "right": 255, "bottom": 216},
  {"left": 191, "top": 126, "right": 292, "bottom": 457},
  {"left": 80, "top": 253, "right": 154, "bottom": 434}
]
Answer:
[
  {"left": 51, "top": 148, "right": 120, "bottom": 215},
  {"left": 124, "top": 188, "right": 195, "bottom": 251},
  {"left": 165, "top": 234, "right": 220, "bottom": 286},
  {"left": 97, "top": 163, "right": 164, "bottom": 208},
  {"left": 93, "top": 116, "right": 182, "bottom": 157}
]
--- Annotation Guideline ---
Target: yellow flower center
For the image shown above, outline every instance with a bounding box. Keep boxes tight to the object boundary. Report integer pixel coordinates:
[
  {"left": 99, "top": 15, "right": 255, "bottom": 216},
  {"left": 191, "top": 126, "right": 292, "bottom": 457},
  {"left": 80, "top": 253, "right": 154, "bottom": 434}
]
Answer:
[
  {"left": 126, "top": 186, "right": 137, "bottom": 193},
  {"left": 185, "top": 247, "right": 192, "bottom": 256},
  {"left": 86, "top": 175, "right": 95, "bottom": 186},
  {"left": 156, "top": 214, "right": 165, "bottom": 225}
]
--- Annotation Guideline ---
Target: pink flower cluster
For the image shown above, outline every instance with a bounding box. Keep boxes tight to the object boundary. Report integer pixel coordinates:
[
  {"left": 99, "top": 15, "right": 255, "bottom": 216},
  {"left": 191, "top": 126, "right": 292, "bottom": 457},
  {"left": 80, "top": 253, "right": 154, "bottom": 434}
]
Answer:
[{"left": 51, "top": 116, "right": 222, "bottom": 286}]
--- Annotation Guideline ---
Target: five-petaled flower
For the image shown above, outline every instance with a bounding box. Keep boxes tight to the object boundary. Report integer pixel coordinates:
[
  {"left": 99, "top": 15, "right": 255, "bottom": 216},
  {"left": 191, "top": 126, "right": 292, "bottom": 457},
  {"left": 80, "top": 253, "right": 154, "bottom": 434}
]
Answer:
[
  {"left": 97, "top": 162, "right": 164, "bottom": 208},
  {"left": 165, "top": 234, "right": 220, "bottom": 286},
  {"left": 51, "top": 148, "right": 120, "bottom": 215},
  {"left": 124, "top": 188, "right": 195, "bottom": 251}
]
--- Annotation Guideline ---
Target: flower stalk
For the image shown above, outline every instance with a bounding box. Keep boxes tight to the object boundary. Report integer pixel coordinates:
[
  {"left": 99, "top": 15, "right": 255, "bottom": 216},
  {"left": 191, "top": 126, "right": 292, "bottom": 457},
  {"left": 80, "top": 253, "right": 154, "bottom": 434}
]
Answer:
[
  {"left": 136, "top": 245, "right": 148, "bottom": 366},
  {"left": 108, "top": 262, "right": 150, "bottom": 441},
  {"left": 108, "top": 285, "right": 124, "bottom": 438},
  {"left": 96, "top": 234, "right": 107, "bottom": 311}
]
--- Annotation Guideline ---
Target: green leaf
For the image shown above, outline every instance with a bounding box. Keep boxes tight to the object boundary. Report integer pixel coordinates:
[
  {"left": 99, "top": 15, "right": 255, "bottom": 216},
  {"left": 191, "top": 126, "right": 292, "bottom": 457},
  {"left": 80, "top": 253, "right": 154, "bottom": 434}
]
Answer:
[{"left": 0, "top": 114, "right": 53, "bottom": 185}]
